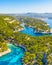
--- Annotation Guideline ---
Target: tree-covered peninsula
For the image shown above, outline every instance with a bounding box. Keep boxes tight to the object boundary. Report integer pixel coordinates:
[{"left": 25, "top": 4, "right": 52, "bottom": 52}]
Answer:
[
  {"left": 17, "top": 16, "right": 50, "bottom": 33},
  {"left": 12, "top": 32, "right": 52, "bottom": 65}
]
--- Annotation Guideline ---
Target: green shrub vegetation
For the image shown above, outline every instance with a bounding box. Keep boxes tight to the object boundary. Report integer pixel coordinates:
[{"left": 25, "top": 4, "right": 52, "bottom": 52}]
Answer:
[
  {"left": 13, "top": 32, "right": 52, "bottom": 65},
  {"left": 0, "top": 15, "right": 52, "bottom": 65},
  {"left": 0, "top": 41, "right": 8, "bottom": 52},
  {"left": 0, "top": 15, "right": 22, "bottom": 52},
  {"left": 17, "top": 16, "right": 50, "bottom": 32}
]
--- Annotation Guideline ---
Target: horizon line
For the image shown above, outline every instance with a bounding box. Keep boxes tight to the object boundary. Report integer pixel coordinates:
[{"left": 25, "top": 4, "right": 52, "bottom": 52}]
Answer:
[{"left": 0, "top": 12, "right": 52, "bottom": 14}]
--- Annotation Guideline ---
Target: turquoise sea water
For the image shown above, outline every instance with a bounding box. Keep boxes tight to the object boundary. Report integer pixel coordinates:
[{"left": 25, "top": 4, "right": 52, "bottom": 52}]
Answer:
[
  {"left": 20, "top": 26, "right": 44, "bottom": 36},
  {"left": 20, "top": 19, "right": 52, "bottom": 36},
  {"left": 0, "top": 44, "right": 25, "bottom": 65}
]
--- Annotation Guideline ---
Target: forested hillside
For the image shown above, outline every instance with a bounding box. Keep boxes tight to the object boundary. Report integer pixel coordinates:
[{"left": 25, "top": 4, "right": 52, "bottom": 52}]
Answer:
[
  {"left": 0, "top": 15, "right": 23, "bottom": 52},
  {"left": 0, "top": 15, "right": 23, "bottom": 41},
  {"left": 17, "top": 16, "right": 50, "bottom": 32},
  {"left": 0, "top": 15, "right": 51, "bottom": 65}
]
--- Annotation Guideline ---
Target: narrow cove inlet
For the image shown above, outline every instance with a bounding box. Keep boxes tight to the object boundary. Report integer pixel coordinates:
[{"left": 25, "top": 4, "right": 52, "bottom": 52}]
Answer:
[
  {"left": 0, "top": 16, "right": 52, "bottom": 65},
  {"left": 0, "top": 44, "right": 25, "bottom": 65},
  {"left": 20, "top": 19, "right": 52, "bottom": 36}
]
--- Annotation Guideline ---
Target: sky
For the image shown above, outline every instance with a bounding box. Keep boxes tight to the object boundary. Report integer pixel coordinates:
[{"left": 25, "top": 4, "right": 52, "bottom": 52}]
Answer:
[{"left": 0, "top": 0, "right": 52, "bottom": 13}]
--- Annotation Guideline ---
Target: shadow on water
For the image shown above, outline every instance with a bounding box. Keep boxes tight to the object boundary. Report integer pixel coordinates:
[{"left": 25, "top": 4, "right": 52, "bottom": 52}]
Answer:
[{"left": 42, "top": 53, "right": 48, "bottom": 65}]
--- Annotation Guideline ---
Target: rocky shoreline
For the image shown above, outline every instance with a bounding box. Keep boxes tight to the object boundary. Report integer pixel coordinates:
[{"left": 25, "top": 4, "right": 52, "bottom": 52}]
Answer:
[{"left": 12, "top": 43, "right": 27, "bottom": 52}]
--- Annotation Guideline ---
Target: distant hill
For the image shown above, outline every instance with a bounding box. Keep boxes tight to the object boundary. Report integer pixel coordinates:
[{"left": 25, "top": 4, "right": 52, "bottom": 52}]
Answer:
[
  {"left": 4, "top": 13, "right": 52, "bottom": 19},
  {"left": 0, "top": 13, "right": 52, "bottom": 19},
  {"left": 16, "top": 13, "right": 52, "bottom": 19}
]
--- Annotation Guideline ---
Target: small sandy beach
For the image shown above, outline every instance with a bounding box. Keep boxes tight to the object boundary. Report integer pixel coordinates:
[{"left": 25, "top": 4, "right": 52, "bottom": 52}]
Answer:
[{"left": 0, "top": 48, "right": 11, "bottom": 57}]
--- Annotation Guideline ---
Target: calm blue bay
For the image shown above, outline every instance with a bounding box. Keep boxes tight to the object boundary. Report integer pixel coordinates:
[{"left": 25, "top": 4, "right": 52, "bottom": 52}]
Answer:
[
  {"left": 20, "top": 19, "right": 52, "bottom": 36},
  {"left": 0, "top": 44, "right": 25, "bottom": 65}
]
